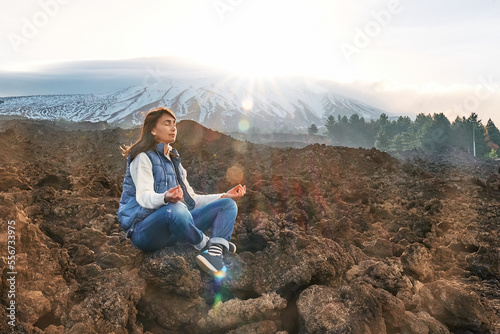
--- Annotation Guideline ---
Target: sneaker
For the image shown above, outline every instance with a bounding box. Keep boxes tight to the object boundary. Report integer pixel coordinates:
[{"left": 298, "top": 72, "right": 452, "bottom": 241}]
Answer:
[
  {"left": 199, "top": 239, "right": 237, "bottom": 253},
  {"left": 196, "top": 252, "right": 224, "bottom": 276}
]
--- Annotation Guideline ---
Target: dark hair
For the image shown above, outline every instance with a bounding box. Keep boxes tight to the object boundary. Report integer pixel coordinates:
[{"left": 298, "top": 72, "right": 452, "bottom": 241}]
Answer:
[{"left": 121, "top": 107, "right": 176, "bottom": 160}]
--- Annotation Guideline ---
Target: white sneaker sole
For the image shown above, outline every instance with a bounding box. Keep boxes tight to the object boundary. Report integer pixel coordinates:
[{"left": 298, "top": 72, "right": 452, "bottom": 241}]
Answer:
[
  {"left": 228, "top": 242, "right": 237, "bottom": 253},
  {"left": 196, "top": 255, "right": 218, "bottom": 276}
]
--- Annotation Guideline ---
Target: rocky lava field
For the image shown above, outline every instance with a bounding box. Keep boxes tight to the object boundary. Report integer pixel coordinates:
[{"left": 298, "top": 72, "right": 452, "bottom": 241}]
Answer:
[{"left": 0, "top": 119, "right": 499, "bottom": 334}]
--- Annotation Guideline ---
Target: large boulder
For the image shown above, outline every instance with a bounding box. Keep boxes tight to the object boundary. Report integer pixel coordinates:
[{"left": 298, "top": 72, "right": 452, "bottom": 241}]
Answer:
[
  {"left": 137, "top": 290, "right": 207, "bottom": 331},
  {"left": 400, "top": 311, "right": 450, "bottom": 334},
  {"left": 414, "top": 280, "right": 497, "bottom": 333},
  {"left": 65, "top": 268, "right": 146, "bottom": 334},
  {"left": 297, "top": 283, "right": 386, "bottom": 334},
  {"left": 466, "top": 245, "right": 500, "bottom": 279},
  {"left": 400, "top": 243, "right": 434, "bottom": 282},
  {"left": 196, "top": 292, "right": 286, "bottom": 333},
  {"left": 230, "top": 231, "right": 352, "bottom": 296},
  {"left": 139, "top": 246, "right": 203, "bottom": 298},
  {"left": 346, "top": 258, "right": 413, "bottom": 295}
]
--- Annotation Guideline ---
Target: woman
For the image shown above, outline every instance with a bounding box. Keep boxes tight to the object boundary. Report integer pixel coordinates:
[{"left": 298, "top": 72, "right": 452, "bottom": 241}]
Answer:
[{"left": 118, "top": 107, "right": 246, "bottom": 276}]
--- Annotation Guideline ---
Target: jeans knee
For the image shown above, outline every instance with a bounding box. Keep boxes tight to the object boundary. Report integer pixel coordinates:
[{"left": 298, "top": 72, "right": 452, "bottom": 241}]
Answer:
[
  {"left": 166, "top": 202, "right": 192, "bottom": 222},
  {"left": 167, "top": 201, "right": 188, "bottom": 212},
  {"left": 221, "top": 197, "right": 237, "bottom": 212}
]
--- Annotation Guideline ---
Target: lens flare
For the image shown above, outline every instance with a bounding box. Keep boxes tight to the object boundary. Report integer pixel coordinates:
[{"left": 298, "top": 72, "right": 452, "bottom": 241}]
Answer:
[
  {"left": 214, "top": 266, "right": 227, "bottom": 280},
  {"left": 214, "top": 270, "right": 226, "bottom": 279},
  {"left": 226, "top": 165, "right": 244, "bottom": 184},
  {"left": 238, "top": 119, "right": 250, "bottom": 132},
  {"left": 233, "top": 140, "right": 248, "bottom": 153},
  {"left": 241, "top": 96, "right": 254, "bottom": 111},
  {"left": 211, "top": 267, "right": 228, "bottom": 311},
  {"left": 213, "top": 293, "right": 223, "bottom": 310}
]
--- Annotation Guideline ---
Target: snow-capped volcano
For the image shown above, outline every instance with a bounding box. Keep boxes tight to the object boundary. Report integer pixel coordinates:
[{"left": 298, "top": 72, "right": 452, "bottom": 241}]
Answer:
[{"left": 0, "top": 74, "right": 387, "bottom": 132}]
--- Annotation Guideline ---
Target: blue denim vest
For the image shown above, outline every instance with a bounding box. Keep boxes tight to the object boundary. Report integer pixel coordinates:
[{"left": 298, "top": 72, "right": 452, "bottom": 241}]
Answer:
[{"left": 117, "top": 143, "right": 195, "bottom": 235}]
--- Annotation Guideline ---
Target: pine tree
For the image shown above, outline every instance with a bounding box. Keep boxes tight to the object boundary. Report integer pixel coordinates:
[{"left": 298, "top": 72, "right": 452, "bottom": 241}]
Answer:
[
  {"left": 400, "top": 129, "right": 418, "bottom": 150},
  {"left": 451, "top": 116, "right": 469, "bottom": 150},
  {"left": 375, "top": 127, "right": 390, "bottom": 151},
  {"left": 377, "top": 113, "right": 389, "bottom": 128},
  {"left": 485, "top": 119, "right": 500, "bottom": 147},
  {"left": 365, "top": 120, "right": 378, "bottom": 148},
  {"left": 395, "top": 116, "right": 412, "bottom": 134},
  {"left": 414, "top": 113, "right": 433, "bottom": 150},
  {"left": 308, "top": 123, "right": 318, "bottom": 135},
  {"left": 336, "top": 115, "right": 349, "bottom": 145},
  {"left": 421, "top": 113, "right": 451, "bottom": 152},
  {"left": 348, "top": 113, "right": 364, "bottom": 147},
  {"left": 325, "top": 115, "right": 336, "bottom": 142},
  {"left": 485, "top": 119, "right": 500, "bottom": 157},
  {"left": 391, "top": 133, "right": 405, "bottom": 151}
]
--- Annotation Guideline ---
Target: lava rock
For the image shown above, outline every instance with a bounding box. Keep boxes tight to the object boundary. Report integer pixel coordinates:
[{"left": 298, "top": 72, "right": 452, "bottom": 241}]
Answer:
[
  {"left": 414, "top": 280, "right": 497, "bottom": 333},
  {"left": 0, "top": 171, "right": 31, "bottom": 191},
  {"left": 400, "top": 243, "right": 434, "bottom": 282},
  {"left": 297, "top": 283, "right": 386, "bottom": 334},
  {"left": 231, "top": 231, "right": 352, "bottom": 295},
  {"left": 466, "top": 245, "right": 500, "bottom": 279},
  {"left": 139, "top": 246, "right": 203, "bottom": 298},
  {"left": 196, "top": 292, "right": 286, "bottom": 333}
]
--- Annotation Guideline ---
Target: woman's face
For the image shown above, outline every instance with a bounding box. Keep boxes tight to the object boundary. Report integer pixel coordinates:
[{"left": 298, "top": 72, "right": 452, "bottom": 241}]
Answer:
[{"left": 151, "top": 113, "right": 177, "bottom": 144}]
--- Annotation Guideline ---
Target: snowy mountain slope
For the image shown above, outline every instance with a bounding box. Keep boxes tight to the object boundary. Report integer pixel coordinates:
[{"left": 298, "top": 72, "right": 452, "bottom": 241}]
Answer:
[{"left": 0, "top": 75, "right": 387, "bottom": 132}]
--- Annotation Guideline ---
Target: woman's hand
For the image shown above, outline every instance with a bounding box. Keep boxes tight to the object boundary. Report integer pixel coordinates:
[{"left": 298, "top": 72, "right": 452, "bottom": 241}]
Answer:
[
  {"left": 221, "top": 184, "right": 246, "bottom": 200},
  {"left": 164, "top": 185, "right": 184, "bottom": 203}
]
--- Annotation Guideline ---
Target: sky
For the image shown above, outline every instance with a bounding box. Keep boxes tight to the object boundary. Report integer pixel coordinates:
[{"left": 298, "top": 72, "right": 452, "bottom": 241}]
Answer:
[{"left": 0, "top": 0, "right": 499, "bottom": 125}]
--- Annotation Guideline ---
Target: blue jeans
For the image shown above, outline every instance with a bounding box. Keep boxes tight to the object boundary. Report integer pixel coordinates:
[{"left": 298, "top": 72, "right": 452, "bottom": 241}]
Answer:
[{"left": 130, "top": 198, "right": 237, "bottom": 253}]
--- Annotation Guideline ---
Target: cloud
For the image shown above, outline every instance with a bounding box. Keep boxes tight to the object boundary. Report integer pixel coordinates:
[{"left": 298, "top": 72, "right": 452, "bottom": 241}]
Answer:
[
  {"left": 330, "top": 78, "right": 500, "bottom": 125},
  {"left": 0, "top": 56, "right": 221, "bottom": 96}
]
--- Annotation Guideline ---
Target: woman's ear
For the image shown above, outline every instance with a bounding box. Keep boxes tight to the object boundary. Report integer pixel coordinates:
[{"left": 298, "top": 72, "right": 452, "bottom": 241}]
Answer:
[{"left": 151, "top": 130, "right": 156, "bottom": 136}]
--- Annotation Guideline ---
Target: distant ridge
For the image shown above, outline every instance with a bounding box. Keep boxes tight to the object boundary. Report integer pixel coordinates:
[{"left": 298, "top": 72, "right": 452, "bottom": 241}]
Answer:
[{"left": 0, "top": 73, "right": 388, "bottom": 132}]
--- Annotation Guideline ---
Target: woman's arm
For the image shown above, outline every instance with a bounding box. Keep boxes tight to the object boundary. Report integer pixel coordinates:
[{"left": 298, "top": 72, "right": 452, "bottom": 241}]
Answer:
[
  {"left": 221, "top": 184, "right": 246, "bottom": 200},
  {"left": 180, "top": 165, "right": 224, "bottom": 209},
  {"left": 181, "top": 166, "right": 246, "bottom": 208},
  {"left": 130, "top": 153, "right": 166, "bottom": 209}
]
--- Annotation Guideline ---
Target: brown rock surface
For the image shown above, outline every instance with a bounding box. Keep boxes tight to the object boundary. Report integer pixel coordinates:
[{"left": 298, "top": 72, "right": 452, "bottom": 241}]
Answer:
[
  {"left": 0, "top": 119, "right": 498, "bottom": 333},
  {"left": 297, "top": 283, "right": 387, "bottom": 334},
  {"left": 414, "top": 279, "right": 497, "bottom": 333}
]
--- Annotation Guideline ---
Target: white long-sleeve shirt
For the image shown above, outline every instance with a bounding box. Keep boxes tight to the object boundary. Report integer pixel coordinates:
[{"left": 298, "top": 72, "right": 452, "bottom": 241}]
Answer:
[{"left": 130, "top": 148, "right": 222, "bottom": 210}]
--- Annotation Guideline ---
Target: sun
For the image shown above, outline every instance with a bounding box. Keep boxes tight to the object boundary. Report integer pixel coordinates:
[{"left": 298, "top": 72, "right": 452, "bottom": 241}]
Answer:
[{"left": 182, "top": 1, "right": 335, "bottom": 79}]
